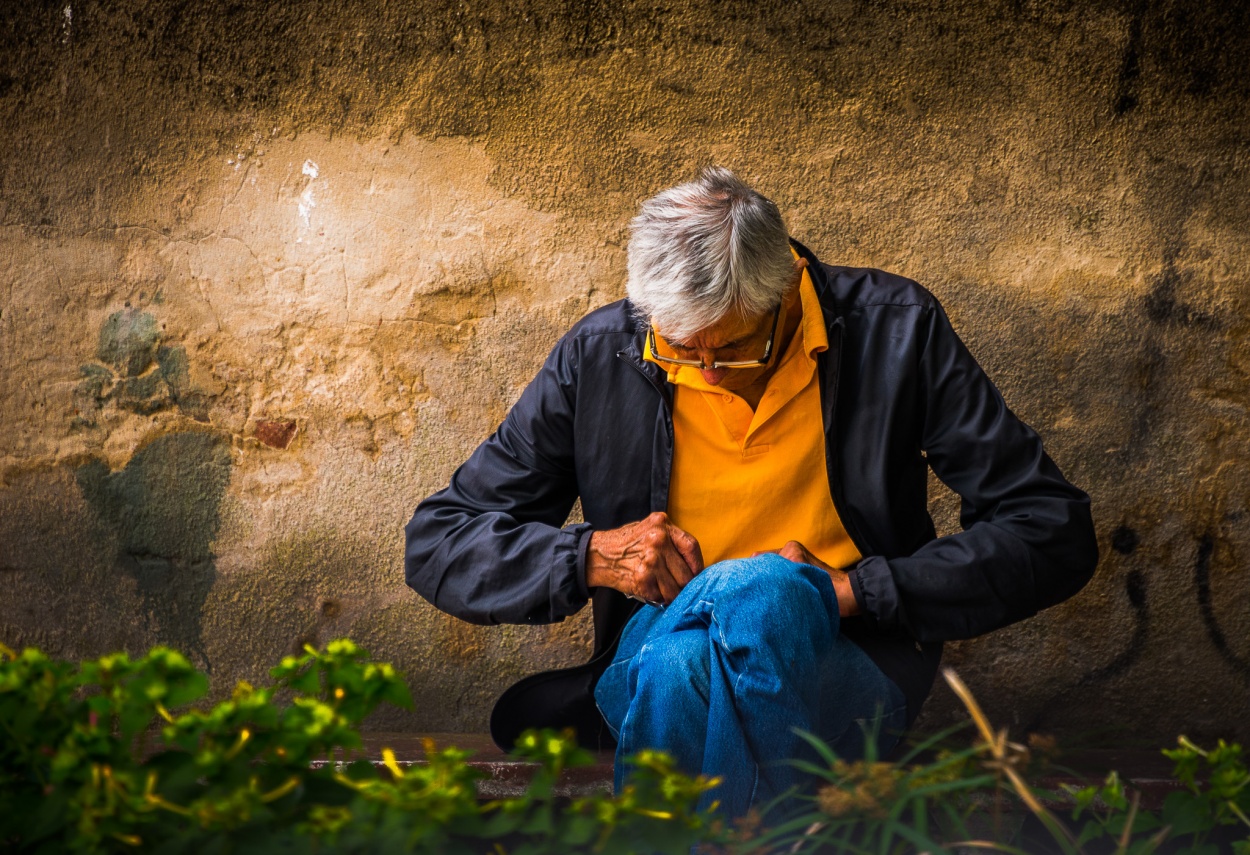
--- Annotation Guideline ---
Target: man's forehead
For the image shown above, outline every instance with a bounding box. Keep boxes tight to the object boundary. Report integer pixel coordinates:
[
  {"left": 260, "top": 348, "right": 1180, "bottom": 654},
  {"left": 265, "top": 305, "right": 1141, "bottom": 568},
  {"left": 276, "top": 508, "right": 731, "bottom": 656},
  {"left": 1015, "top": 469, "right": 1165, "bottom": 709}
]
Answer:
[{"left": 659, "top": 311, "right": 763, "bottom": 349}]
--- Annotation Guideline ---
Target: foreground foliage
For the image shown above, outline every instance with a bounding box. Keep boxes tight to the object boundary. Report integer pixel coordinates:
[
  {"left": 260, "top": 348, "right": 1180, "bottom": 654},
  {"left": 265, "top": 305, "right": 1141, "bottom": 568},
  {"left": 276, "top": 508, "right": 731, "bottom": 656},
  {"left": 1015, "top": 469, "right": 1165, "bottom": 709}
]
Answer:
[
  {"left": 0, "top": 640, "right": 723, "bottom": 853},
  {"left": 2, "top": 641, "right": 1248, "bottom": 854},
  {"left": 765, "top": 669, "right": 1250, "bottom": 854}
]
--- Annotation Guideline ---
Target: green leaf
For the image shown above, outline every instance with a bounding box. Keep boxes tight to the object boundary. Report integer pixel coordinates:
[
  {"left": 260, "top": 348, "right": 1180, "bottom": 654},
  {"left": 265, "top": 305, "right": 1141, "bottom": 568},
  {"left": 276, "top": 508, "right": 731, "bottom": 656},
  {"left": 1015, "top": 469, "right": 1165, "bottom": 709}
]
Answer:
[
  {"left": 1162, "top": 790, "right": 1217, "bottom": 836},
  {"left": 1074, "top": 818, "right": 1105, "bottom": 846},
  {"left": 557, "top": 813, "right": 599, "bottom": 846},
  {"left": 287, "top": 669, "right": 320, "bottom": 697},
  {"left": 167, "top": 671, "right": 210, "bottom": 708},
  {"left": 1185, "top": 845, "right": 1222, "bottom": 855},
  {"left": 342, "top": 759, "right": 379, "bottom": 782}
]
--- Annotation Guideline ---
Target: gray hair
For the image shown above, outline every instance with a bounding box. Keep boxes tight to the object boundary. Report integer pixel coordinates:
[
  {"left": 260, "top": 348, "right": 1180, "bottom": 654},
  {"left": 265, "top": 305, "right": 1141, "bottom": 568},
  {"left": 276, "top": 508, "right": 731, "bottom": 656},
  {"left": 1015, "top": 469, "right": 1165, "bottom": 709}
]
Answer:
[{"left": 626, "top": 167, "right": 794, "bottom": 341}]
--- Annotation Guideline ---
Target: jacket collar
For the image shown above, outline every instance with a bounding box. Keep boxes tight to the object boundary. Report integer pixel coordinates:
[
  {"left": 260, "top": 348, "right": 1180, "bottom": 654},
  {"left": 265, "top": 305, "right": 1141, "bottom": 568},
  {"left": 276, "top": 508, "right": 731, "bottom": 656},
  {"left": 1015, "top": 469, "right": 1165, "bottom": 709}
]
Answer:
[
  {"left": 788, "top": 237, "right": 846, "bottom": 332},
  {"left": 616, "top": 313, "right": 672, "bottom": 403}
]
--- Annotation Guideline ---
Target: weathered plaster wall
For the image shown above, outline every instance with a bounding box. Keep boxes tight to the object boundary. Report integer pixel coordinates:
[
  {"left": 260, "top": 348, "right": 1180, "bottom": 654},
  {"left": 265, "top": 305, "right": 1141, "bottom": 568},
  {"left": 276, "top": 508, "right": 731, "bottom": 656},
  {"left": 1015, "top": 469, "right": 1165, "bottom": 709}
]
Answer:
[{"left": 1, "top": 0, "right": 1247, "bottom": 742}]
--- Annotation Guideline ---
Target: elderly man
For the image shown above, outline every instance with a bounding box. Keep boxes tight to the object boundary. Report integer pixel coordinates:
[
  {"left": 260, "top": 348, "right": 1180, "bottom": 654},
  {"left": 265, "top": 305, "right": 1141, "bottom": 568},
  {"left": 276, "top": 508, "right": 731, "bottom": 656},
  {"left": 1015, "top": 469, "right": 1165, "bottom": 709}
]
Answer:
[{"left": 405, "top": 168, "right": 1097, "bottom": 817}]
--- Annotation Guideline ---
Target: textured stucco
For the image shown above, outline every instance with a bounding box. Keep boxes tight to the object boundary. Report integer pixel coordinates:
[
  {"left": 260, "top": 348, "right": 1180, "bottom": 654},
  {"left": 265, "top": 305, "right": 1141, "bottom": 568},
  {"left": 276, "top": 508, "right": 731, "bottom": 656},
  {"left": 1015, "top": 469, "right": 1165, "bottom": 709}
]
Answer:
[{"left": 1, "top": 0, "right": 1248, "bottom": 742}]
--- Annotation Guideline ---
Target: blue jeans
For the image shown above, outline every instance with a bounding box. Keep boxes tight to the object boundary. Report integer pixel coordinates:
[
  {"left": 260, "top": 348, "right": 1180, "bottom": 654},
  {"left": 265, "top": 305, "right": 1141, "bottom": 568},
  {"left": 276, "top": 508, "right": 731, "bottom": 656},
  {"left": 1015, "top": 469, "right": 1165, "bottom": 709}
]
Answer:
[{"left": 593, "top": 554, "right": 908, "bottom": 818}]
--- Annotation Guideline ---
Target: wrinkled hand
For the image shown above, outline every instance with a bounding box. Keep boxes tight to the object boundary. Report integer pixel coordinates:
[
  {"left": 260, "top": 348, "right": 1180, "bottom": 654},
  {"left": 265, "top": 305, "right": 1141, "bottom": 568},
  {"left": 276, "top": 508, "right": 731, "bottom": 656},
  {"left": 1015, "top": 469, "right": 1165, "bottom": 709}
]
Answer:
[
  {"left": 586, "top": 512, "right": 704, "bottom": 606},
  {"left": 754, "top": 540, "right": 861, "bottom": 618}
]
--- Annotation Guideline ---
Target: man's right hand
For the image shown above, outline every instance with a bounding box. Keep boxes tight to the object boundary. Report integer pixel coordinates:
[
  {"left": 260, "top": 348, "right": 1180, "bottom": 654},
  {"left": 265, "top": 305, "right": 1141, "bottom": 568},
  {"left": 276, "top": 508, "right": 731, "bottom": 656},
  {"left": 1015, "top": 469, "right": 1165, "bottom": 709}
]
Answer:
[{"left": 585, "top": 512, "right": 704, "bottom": 606}]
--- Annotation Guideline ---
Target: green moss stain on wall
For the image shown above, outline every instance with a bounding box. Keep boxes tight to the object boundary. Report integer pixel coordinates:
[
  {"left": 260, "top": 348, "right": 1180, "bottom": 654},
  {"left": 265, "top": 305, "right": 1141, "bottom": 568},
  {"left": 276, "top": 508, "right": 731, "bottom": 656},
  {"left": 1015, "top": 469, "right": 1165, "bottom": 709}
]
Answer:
[
  {"left": 74, "top": 308, "right": 212, "bottom": 424},
  {"left": 0, "top": 0, "right": 1248, "bottom": 741}
]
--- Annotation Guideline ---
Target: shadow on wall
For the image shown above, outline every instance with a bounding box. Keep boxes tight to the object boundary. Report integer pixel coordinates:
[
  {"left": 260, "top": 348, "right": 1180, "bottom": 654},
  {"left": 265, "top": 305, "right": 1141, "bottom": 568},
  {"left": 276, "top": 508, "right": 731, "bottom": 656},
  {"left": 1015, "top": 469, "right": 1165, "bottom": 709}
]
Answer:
[
  {"left": 75, "top": 432, "right": 231, "bottom": 671},
  {"left": 72, "top": 308, "right": 232, "bottom": 670}
]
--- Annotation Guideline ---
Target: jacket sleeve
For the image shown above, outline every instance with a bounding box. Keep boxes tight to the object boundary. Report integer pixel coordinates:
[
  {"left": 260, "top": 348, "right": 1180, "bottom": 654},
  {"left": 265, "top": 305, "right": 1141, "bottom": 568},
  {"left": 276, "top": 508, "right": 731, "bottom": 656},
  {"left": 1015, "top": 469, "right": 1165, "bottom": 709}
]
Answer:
[
  {"left": 850, "top": 299, "right": 1098, "bottom": 642},
  {"left": 404, "top": 335, "right": 593, "bottom": 626}
]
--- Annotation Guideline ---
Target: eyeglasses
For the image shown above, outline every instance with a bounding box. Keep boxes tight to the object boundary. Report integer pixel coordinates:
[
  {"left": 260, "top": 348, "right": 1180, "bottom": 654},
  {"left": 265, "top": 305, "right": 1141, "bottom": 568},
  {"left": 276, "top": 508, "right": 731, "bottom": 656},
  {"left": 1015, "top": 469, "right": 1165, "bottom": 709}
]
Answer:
[{"left": 646, "top": 304, "right": 782, "bottom": 370}]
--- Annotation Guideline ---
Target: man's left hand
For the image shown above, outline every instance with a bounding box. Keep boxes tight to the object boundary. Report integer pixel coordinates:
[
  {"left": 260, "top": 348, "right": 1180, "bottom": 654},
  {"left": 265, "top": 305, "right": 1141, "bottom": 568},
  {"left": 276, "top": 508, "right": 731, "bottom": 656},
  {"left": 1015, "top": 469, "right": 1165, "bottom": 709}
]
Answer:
[{"left": 753, "top": 541, "right": 861, "bottom": 618}]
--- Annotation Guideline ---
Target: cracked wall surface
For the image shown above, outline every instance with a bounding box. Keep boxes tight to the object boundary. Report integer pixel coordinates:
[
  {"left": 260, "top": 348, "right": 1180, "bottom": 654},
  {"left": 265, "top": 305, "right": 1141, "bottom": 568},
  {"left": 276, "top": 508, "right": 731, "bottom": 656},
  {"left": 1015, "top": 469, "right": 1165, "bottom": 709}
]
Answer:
[{"left": 1, "top": 0, "right": 1248, "bottom": 742}]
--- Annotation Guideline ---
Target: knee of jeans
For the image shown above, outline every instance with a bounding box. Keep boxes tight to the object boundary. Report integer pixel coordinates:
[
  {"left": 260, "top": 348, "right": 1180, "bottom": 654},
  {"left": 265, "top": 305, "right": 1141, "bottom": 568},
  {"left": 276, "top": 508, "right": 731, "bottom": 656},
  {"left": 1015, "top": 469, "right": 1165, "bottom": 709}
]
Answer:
[
  {"left": 701, "top": 554, "right": 832, "bottom": 611},
  {"left": 632, "top": 631, "right": 710, "bottom": 698}
]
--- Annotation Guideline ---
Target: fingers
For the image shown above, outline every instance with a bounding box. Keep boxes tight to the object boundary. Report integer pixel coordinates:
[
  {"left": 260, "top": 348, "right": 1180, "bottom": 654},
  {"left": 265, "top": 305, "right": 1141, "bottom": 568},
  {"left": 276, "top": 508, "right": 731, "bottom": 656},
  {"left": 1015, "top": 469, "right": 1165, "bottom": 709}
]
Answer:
[
  {"left": 667, "top": 524, "right": 705, "bottom": 576},
  {"left": 661, "top": 541, "right": 695, "bottom": 592},
  {"left": 640, "top": 526, "right": 683, "bottom": 603},
  {"left": 779, "top": 540, "right": 810, "bottom": 564},
  {"left": 756, "top": 541, "right": 830, "bottom": 571},
  {"left": 636, "top": 513, "right": 703, "bottom": 604},
  {"left": 589, "top": 513, "right": 707, "bottom": 606},
  {"left": 782, "top": 540, "right": 837, "bottom": 573}
]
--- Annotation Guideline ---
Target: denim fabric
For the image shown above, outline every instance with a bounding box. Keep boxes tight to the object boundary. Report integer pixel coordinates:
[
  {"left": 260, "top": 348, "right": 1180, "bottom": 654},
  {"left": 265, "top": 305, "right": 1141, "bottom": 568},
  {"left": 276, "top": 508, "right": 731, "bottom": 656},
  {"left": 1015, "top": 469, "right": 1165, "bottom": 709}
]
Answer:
[{"left": 593, "top": 554, "right": 908, "bottom": 818}]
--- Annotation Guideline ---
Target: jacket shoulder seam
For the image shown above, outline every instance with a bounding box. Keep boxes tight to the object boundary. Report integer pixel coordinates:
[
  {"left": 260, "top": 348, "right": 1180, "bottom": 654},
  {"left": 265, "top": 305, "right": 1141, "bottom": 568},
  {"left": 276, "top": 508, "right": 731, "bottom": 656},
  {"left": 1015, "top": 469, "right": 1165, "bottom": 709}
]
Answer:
[
  {"left": 843, "top": 299, "right": 934, "bottom": 312},
  {"left": 568, "top": 328, "right": 637, "bottom": 339}
]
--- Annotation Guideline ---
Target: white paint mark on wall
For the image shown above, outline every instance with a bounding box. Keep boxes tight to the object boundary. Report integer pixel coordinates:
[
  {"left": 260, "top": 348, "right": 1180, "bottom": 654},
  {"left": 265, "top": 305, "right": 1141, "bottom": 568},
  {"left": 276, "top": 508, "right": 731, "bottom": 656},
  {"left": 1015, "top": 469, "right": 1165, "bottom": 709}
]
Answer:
[{"left": 297, "top": 160, "right": 320, "bottom": 237}]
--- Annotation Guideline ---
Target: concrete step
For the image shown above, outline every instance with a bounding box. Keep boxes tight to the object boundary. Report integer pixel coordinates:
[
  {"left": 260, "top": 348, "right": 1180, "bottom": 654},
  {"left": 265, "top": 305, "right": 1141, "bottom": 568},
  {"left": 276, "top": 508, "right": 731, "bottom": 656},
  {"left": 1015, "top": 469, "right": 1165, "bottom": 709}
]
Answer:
[
  {"left": 310, "top": 732, "right": 615, "bottom": 799},
  {"left": 320, "top": 734, "right": 1188, "bottom": 809}
]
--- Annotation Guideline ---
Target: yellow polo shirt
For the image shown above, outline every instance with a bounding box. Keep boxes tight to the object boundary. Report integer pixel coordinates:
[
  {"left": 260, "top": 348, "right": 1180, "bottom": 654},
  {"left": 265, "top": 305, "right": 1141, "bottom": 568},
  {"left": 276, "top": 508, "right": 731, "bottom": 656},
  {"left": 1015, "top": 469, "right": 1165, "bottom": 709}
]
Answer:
[{"left": 647, "top": 267, "right": 861, "bottom": 569}]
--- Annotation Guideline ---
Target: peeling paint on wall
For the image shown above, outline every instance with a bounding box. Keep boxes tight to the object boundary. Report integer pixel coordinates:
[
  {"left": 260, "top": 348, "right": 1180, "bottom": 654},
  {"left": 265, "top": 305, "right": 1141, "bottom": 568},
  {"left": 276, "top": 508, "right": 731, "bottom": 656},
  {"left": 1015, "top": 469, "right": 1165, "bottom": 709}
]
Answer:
[{"left": 297, "top": 159, "right": 319, "bottom": 236}]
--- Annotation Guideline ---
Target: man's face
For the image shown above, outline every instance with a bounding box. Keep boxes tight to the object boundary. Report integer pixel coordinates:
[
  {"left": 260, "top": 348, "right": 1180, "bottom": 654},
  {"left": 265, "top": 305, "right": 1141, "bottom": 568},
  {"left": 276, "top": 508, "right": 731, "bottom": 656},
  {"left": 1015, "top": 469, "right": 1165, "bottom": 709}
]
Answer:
[{"left": 654, "top": 307, "right": 779, "bottom": 391}]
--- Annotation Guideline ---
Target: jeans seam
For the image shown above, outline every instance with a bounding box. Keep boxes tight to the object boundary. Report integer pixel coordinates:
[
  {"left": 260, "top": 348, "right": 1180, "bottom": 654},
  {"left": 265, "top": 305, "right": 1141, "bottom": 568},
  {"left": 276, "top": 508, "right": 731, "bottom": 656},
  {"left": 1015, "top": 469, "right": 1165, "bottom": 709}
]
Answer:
[
  {"left": 709, "top": 603, "right": 761, "bottom": 808},
  {"left": 705, "top": 601, "right": 747, "bottom": 702}
]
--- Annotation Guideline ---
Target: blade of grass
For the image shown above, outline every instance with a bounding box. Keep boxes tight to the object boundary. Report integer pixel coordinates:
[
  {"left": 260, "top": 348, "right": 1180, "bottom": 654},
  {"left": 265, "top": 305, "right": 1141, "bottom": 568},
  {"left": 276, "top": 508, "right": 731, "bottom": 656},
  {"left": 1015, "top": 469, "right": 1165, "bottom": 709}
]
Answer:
[
  {"left": 785, "top": 758, "right": 848, "bottom": 779},
  {"left": 1114, "top": 791, "right": 1140, "bottom": 855},
  {"left": 913, "top": 794, "right": 929, "bottom": 840},
  {"left": 944, "top": 668, "right": 1085, "bottom": 855},
  {"left": 754, "top": 812, "right": 832, "bottom": 840},
  {"left": 891, "top": 818, "right": 969, "bottom": 855},
  {"left": 1000, "top": 764, "right": 1082, "bottom": 855},
  {"left": 942, "top": 669, "right": 997, "bottom": 747},
  {"left": 949, "top": 840, "right": 1032, "bottom": 854},
  {"left": 895, "top": 721, "right": 977, "bottom": 766},
  {"left": 792, "top": 728, "right": 843, "bottom": 767},
  {"left": 1141, "top": 824, "right": 1173, "bottom": 854},
  {"left": 937, "top": 797, "right": 975, "bottom": 841},
  {"left": 905, "top": 773, "right": 1000, "bottom": 800}
]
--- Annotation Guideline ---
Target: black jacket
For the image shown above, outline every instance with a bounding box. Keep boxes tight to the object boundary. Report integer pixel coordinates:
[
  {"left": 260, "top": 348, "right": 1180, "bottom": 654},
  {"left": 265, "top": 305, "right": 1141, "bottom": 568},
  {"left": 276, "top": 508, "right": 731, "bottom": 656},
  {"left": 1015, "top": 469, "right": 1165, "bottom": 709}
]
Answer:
[{"left": 405, "top": 239, "right": 1098, "bottom": 749}]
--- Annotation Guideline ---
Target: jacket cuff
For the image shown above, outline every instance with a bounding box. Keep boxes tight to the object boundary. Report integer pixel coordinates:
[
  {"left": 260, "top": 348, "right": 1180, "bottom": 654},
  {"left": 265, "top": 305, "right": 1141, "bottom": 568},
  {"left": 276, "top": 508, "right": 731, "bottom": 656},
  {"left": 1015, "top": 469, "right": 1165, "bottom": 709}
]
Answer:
[
  {"left": 850, "top": 555, "right": 902, "bottom": 633},
  {"left": 553, "top": 522, "right": 595, "bottom": 614},
  {"left": 847, "top": 566, "right": 866, "bottom": 613},
  {"left": 573, "top": 524, "right": 594, "bottom": 600}
]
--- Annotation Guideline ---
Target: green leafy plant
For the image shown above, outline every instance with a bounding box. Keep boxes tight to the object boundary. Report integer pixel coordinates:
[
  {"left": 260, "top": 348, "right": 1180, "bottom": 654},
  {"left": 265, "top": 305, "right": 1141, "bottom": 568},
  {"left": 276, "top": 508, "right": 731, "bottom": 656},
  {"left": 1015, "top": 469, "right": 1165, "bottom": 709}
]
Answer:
[
  {"left": 1067, "top": 735, "right": 1250, "bottom": 855},
  {"left": 1067, "top": 770, "right": 1169, "bottom": 855},
  {"left": 1162, "top": 736, "right": 1250, "bottom": 853},
  {"left": 5, "top": 640, "right": 1250, "bottom": 855},
  {"left": 0, "top": 640, "right": 729, "bottom": 854}
]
